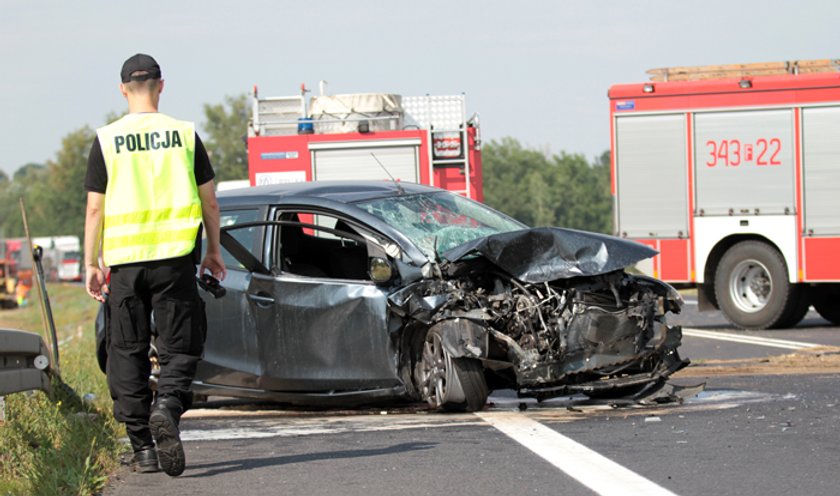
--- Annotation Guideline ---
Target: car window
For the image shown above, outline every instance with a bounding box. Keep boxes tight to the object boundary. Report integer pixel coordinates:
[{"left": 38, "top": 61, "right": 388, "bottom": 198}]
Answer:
[
  {"left": 215, "top": 209, "right": 261, "bottom": 270},
  {"left": 273, "top": 210, "right": 372, "bottom": 281}
]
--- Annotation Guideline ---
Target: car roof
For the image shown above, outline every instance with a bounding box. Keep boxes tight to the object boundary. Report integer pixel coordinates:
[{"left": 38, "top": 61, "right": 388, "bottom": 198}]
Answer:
[{"left": 217, "top": 180, "right": 443, "bottom": 206}]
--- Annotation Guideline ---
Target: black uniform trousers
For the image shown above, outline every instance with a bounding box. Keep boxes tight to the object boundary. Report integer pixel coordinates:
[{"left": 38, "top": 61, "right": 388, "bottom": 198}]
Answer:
[{"left": 106, "top": 255, "right": 205, "bottom": 450}]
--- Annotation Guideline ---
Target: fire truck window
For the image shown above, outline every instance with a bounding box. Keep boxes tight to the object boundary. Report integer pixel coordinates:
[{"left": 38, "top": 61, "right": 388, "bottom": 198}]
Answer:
[{"left": 275, "top": 211, "right": 369, "bottom": 280}]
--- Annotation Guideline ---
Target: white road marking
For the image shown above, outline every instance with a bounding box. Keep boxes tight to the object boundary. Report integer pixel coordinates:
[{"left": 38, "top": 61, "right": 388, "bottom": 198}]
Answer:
[
  {"left": 180, "top": 414, "right": 483, "bottom": 442},
  {"left": 475, "top": 411, "right": 678, "bottom": 496},
  {"left": 682, "top": 328, "right": 820, "bottom": 350}
]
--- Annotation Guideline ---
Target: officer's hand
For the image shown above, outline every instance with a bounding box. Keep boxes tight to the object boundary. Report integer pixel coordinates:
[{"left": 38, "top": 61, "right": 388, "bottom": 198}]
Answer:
[
  {"left": 200, "top": 251, "right": 227, "bottom": 282},
  {"left": 86, "top": 267, "right": 109, "bottom": 303}
]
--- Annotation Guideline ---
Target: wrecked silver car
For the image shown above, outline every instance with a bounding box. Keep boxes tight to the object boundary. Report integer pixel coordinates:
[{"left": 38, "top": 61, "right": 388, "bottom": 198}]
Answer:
[{"left": 191, "top": 181, "right": 687, "bottom": 411}]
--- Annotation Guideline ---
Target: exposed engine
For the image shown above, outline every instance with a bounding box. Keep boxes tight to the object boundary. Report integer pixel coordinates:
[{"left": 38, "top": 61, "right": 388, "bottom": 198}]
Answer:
[{"left": 427, "top": 268, "right": 687, "bottom": 398}]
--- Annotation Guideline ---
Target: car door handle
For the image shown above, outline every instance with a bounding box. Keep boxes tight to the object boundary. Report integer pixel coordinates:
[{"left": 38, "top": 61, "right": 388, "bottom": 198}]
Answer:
[{"left": 247, "top": 293, "right": 275, "bottom": 305}]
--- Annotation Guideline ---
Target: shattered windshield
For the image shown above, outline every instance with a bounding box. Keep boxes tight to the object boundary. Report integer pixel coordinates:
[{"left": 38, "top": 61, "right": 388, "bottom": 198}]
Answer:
[{"left": 354, "top": 192, "right": 525, "bottom": 258}]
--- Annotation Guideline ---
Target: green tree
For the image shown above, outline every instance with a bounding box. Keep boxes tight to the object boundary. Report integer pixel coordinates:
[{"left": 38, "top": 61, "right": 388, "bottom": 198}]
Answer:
[
  {"left": 549, "top": 151, "right": 613, "bottom": 234},
  {"left": 13, "top": 163, "right": 46, "bottom": 182},
  {"left": 482, "top": 138, "right": 612, "bottom": 234},
  {"left": 0, "top": 173, "right": 11, "bottom": 238},
  {"left": 202, "top": 94, "right": 249, "bottom": 181},
  {"left": 37, "top": 127, "right": 96, "bottom": 240},
  {"left": 0, "top": 163, "right": 47, "bottom": 237},
  {"left": 483, "top": 137, "right": 554, "bottom": 227},
  {"left": 0, "top": 127, "right": 93, "bottom": 242}
]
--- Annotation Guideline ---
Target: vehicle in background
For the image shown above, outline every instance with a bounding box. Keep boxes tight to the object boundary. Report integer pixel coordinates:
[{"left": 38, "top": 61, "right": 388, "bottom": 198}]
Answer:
[
  {"left": 32, "top": 236, "right": 81, "bottom": 282},
  {"left": 247, "top": 84, "right": 483, "bottom": 201},
  {"left": 609, "top": 59, "right": 840, "bottom": 329},
  {"left": 1, "top": 238, "right": 34, "bottom": 308},
  {"left": 0, "top": 241, "right": 17, "bottom": 308},
  {"left": 58, "top": 249, "right": 82, "bottom": 282}
]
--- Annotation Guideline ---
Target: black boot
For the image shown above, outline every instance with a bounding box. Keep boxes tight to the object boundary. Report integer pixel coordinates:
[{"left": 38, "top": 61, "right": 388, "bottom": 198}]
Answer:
[
  {"left": 150, "top": 396, "right": 185, "bottom": 476},
  {"left": 132, "top": 446, "right": 160, "bottom": 473}
]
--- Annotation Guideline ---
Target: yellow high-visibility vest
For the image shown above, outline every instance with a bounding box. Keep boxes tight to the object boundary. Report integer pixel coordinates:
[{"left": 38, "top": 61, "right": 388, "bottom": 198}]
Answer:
[{"left": 97, "top": 113, "right": 202, "bottom": 266}]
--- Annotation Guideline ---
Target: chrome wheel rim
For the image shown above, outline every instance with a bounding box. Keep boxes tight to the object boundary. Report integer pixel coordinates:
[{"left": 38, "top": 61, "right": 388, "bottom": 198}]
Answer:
[
  {"left": 419, "top": 333, "right": 449, "bottom": 407},
  {"left": 729, "top": 259, "right": 772, "bottom": 313}
]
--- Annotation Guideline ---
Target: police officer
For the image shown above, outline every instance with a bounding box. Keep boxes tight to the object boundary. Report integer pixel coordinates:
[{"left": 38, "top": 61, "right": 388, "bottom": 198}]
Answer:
[{"left": 83, "top": 53, "right": 226, "bottom": 476}]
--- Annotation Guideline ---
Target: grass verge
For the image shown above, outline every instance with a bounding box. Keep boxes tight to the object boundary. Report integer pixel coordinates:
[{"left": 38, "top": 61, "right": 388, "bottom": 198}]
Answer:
[{"left": 0, "top": 284, "right": 125, "bottom": 496}]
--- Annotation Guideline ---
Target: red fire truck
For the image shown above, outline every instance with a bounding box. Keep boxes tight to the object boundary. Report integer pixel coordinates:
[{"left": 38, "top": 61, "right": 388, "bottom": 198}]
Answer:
[
  {"left": 246, "top": 85, "right": 483, "bottom": 201},
  {"left": 609, "top": 59, "right": 840, "bottom": 330}
]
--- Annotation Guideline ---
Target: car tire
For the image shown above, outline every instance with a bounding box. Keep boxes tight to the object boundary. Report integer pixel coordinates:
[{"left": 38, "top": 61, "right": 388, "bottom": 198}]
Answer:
[
  {"left": 811, "top": 285, "right": 840, "bottom": 325},
  {"left": 415, "top": 326, "right": 488, "bottom": 412},
  {"left": 714, "top": 241, "right": 799, "bottom": 330}
]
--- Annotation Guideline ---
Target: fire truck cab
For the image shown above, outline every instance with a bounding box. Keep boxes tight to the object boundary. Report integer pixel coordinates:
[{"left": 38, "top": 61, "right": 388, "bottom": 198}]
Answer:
[
  {"left": 609, "top": 59, "right": 840, "bottom": 329},
  {"left": 246, "top": 85, "right": 483, "bottom": 201}
]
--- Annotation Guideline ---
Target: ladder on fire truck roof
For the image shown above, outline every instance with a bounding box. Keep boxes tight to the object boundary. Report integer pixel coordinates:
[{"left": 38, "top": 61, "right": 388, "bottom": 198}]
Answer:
[
  {"left": 646, "top": 58, "right": 840, "bottom": 82},
  {"left": 251, "top": 95, "right": 306, "bottom": 136}
]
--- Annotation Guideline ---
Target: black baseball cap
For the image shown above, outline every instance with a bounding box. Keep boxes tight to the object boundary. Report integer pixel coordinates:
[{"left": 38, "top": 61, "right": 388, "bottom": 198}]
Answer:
[{"left": 120, "top": 53, "right": 161, "bottom": 83}]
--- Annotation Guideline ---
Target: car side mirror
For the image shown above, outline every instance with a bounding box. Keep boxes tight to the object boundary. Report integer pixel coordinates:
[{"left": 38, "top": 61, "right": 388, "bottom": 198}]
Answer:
[{"left": 369, "top": 257, "right": 394, "bottom": 284}]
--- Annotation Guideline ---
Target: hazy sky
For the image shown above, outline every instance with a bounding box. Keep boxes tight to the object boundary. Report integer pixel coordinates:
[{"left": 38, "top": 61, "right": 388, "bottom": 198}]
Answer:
[{"left": 1, "top": 1, "right": 836, "bottom": 177}]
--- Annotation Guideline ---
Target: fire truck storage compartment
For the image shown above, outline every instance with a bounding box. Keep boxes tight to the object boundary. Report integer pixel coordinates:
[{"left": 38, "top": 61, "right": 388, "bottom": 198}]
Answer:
[
  {"left": 802, "top": 106, "right": 840, "bottom": 235},
  {"left": 694, "top": 109, "right": 795, "bottom": 216},
  {"left": 310, "top": 141, "right": 420, "bottom": 182},
  {"left": 615, "top": 114, "right": 688, "bottom": 238}
]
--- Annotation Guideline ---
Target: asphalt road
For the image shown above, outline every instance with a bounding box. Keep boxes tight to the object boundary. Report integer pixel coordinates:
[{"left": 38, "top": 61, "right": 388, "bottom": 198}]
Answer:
[{"left": 104, "top": 303, "right": 840, "bottom": 496}]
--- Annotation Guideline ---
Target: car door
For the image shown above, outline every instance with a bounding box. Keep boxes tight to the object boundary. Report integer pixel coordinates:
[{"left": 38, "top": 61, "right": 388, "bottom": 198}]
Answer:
[
  {"left": 196, "top": 208, "right": 265, "bottom": 389},
  {"left": 225, "top": 208, "right": 403, "bottom": 393}
]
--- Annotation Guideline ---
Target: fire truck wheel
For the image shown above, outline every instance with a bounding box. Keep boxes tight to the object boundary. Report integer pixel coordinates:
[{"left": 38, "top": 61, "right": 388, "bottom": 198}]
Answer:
[
  {"left": 714, "top": 241, "right": 800, "bottom": 330},
  {"left": 776, "top": 288, "right": 810, "bottom": 329},
  {"left": 810, "top": 285, "right": 840, "bottom": 325}
]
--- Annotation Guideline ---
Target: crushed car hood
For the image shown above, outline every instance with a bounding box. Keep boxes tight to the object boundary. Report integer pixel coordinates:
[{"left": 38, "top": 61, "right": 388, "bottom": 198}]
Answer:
[{"left": 442, "top": 227, "right": 658, "bottom": 283}]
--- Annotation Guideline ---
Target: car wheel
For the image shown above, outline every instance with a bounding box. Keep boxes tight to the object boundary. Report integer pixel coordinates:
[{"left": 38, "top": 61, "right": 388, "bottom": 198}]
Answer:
[
  {"left": 811, "top": 285, "right": 840, "bottom": 325},
  {"left": 714, "top": 241, "right": 800, "bottom": 330},
  {"left": 415, "top": 326, "right": 488, "bottom": 412}
]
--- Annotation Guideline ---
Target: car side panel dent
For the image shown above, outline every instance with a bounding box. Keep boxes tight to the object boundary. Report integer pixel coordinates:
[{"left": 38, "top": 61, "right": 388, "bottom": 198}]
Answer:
[{"left": 254, "top": 277, "right": 400, "bottom": 391}]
